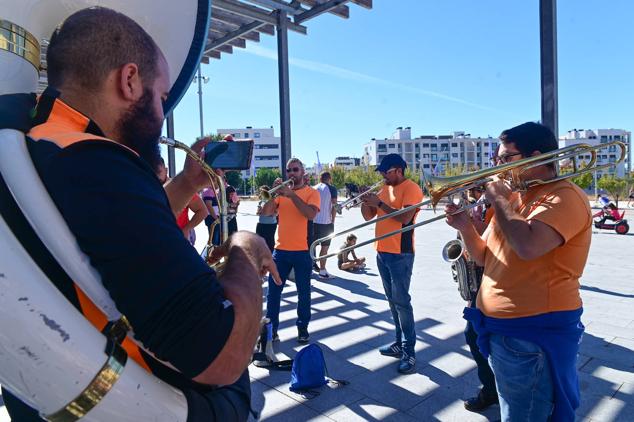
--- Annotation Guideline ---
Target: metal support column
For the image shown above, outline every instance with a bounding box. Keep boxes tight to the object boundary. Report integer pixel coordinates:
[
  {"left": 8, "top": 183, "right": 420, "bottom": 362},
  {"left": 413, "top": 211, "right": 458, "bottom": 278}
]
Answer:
[
  {"left": 539, "top": 0, "right": 558, "bottom": 137},
  {"left": 197, "top": 66, "right": 205, "bottom": 138},
  {"left": 277, "top": 11, "right": 292, "bottom": 172},
  {"left": 166, "top": 113, "right": 176, "bottom": 177}
]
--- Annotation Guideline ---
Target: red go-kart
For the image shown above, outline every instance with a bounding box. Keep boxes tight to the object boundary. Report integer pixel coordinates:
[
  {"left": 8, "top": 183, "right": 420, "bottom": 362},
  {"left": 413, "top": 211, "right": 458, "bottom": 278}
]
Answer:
[{"left": 593, "top": 208, "right": 630, "bottom": 235}]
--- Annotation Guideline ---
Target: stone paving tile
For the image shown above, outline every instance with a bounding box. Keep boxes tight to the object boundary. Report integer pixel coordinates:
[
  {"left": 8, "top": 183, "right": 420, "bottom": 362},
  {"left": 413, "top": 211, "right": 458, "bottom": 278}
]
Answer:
[
  {"left": 328, "top": 398, "right": 418, "bottom": 422},
  {"left": 408, "top": 383, "right": 500, "bottom": 422},
  {"left": 585, "top": 321, "right": 634, "bottom": 341}
]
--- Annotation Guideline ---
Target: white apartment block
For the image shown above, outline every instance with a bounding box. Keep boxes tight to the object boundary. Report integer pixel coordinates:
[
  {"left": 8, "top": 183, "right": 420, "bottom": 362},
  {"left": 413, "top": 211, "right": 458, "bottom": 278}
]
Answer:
[
  {"left": 216, "top": 126, "right": 281, "bottom": 177},
  {"left": 559, "top": 129, "right": 631, "bottom": 178},
  {"left": 333, "top": 156, "right": 361, "bottom": 169},
  {"left": 363, "top": 127, "right": 499, "bottom": 174}
]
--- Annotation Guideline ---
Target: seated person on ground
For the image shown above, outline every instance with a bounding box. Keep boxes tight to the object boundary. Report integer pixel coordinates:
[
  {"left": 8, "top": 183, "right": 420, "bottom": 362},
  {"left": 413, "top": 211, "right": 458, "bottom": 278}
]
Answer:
[{"left": 337, "top": 234, "right": 366, "bottom": 272}]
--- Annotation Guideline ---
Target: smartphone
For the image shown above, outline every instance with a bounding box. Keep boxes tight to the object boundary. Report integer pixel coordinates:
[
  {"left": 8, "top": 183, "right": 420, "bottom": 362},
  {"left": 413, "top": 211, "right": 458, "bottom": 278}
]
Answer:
[{"left": 204, "top": 140, "right": 254, "bottom": 170}]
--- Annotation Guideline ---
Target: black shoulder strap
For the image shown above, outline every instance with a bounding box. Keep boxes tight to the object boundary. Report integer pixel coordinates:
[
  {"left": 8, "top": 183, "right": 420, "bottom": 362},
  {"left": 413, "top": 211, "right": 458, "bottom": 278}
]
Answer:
[{"left": 0, "top": 93, "right": 37, "bottom": 132}]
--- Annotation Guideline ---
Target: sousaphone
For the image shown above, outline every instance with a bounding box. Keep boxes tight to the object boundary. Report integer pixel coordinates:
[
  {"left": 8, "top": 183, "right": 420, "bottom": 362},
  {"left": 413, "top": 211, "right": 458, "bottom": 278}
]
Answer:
[{"left": 0, "top": 1, "right": 210, "bottom": 420}]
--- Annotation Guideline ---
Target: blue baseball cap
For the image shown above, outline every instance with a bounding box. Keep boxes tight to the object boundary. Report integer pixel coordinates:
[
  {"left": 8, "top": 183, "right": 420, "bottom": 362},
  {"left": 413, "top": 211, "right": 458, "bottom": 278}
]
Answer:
[{"left": 375, "top": 153, "right": 407, "bottom": 173}]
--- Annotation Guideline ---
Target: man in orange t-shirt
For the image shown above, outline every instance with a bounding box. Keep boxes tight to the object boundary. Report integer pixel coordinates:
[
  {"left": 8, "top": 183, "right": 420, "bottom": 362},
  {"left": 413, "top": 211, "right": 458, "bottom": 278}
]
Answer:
[
  {"left": 264, "top": 158, "right": 320, "bottom": 343},
  {"left": 446, "top": 122, "right": 591, "bottom": 421},
  {"left": 361, "top": 153, "right": 423, "bottom": 374}
]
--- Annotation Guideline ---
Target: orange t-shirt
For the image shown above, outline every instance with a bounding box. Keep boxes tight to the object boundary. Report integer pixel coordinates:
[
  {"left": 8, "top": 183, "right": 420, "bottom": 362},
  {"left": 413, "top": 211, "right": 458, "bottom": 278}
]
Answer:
[
  {"left": 375, "top": 179, "right": 424, "bottom": 254},
  {"left": 275, "top": 185, "right": 320, "bottom": 251},
  {"left": 477, "top": 180, "right": 591, "bottom": 318}
]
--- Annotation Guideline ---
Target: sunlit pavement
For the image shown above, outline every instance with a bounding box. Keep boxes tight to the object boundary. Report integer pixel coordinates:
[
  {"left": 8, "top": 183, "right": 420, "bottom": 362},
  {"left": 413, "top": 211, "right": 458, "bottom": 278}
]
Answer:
[{"left": 2, "top": 201, "right": 632, "bottom": 421}]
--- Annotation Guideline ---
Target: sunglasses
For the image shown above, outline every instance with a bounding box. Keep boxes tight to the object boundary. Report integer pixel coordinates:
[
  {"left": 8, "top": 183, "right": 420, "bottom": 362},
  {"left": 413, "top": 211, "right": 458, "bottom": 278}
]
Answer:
[
  {"left": 495, "top": 152, "right": 522, "bottom": 164},
  {"left": 286, "top": 166, "right": 301, "bottom": 173}
]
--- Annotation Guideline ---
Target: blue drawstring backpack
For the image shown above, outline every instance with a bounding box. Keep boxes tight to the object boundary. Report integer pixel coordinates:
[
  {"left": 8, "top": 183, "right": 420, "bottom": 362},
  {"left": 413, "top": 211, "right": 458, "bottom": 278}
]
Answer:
[{"left": 289, "top": 344, "right": 348, "bottom": 398}]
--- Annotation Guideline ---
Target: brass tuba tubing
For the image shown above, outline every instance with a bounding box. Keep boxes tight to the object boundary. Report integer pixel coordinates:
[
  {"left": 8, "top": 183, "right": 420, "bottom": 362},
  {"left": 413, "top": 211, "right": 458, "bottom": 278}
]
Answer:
[
  {"left": 159, "top": 137, "right": 228, "bottom": 266},
  {"left": 311, "top": 141, "right": 627, "bottom": 261}
]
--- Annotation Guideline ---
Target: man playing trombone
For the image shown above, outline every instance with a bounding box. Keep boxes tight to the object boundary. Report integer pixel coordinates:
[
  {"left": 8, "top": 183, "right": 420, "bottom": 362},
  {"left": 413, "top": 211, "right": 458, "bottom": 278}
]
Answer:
[
  {"left": 445, "top": 122, "right": 591, "bottom": 421},
  {"left": 360, "top": 153, "right": 423, "bottom": 374}
]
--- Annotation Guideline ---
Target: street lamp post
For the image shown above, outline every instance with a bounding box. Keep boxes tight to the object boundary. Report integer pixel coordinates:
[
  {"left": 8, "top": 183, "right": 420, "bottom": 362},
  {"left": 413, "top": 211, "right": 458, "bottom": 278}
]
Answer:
[{"left": 195, "top": 66, "right": 210, "bottom": 138}]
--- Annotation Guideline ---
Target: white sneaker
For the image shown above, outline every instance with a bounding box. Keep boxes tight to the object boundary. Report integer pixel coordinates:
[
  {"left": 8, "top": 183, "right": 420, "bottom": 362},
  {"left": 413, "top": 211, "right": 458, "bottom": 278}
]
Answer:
[{"left": 318, "top": 270, "right": 335, "bottom": 279}]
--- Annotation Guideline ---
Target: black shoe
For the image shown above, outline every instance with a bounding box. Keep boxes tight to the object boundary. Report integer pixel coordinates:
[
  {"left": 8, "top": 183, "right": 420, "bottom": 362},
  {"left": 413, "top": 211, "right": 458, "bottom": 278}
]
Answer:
[
  {"left": 297, "top": 327, "right": 310, "bottom": 343},
  {"left": 379, "top": 342, "right": 402, "bottom": 358},
  {"left": 397, "top": 352, "right": 416, "bottom": 374},
  {"left": 464, "top": 390, "right": 499, "bottom": 412},
  {"left": 272, "top": 331, "right": 279, "bottom": 342}
]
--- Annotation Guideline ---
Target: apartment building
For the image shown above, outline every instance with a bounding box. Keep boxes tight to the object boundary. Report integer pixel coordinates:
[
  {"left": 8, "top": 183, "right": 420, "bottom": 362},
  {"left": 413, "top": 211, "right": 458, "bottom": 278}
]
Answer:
[
  {"left": 216, "top": 126, "right": 281, "bottom": 177},
  {"left": 559, "top": 129, "right": 631, "bottom": 178},
  {"left": 363, "top": 127, "right": 499, "bottom": 174}
]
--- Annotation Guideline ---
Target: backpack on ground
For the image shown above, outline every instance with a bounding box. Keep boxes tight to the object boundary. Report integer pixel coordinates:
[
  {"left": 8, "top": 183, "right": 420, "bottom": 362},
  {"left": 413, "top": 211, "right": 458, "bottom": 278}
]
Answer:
[{"left": 289, "top": 344, "right": 348, "bottom": 398}]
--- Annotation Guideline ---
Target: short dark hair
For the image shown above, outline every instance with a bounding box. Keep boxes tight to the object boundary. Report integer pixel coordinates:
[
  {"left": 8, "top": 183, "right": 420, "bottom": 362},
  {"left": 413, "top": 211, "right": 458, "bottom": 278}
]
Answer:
[
  {"left": 499, "top": 122, "right": 558, "bottom": 157},
  {"left": 320, "top": 171, "right": 331, "bottom": 182},
  {"left": 346, "top": 233, "right": 357, "bottom": 242},
  {"left": 47, "top": 7, "right": 159, "bottom": 91}
]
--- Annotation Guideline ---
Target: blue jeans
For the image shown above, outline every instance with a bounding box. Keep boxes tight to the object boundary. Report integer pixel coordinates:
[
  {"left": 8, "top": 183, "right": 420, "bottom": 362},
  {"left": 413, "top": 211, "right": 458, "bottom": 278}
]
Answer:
[
  {"left": 488, "top": 334, "right": 554, "bottom": 421},
  {"left": 376, "top": 252, "right": 416, "bottom": 356},
  {"left": 266, "top": 249, "right": 313, "bottom": 333}
]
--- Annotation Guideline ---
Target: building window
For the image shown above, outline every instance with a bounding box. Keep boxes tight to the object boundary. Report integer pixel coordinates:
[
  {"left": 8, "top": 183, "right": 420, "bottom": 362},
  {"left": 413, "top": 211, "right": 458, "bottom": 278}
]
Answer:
[
  {"left": 423, "top": 154, "right": 429, "bottom": 158},
  {"left": 608, "top": 145, "right": 616, "bottom": 152},
  {"left": 451, "top": 143, "right": 458, "bottom": 148},
  {"left": 388, "top": 143, "right": 396, "bottom": 148},
  {"left": 431, "top": 154, "right": 438, "bottom": 161},
  {"left": 423, "top": 164, "right": 430, "bottom": 169},
  {"left": 441, "top": 143, "right": 448, "bottom": 149},
  {"left": 431, "top": 145, "right": 438, "bottom": 152},
  {"left": 232, "top": 133, "right": 238, "bottom": 138},
  {"left": 255, "top": 155, "right": 279, "bottom": 161},
  {"left": 254, "top": 132, "right": 261, "bottom": 138},
  {"left": 600, "top": 135, "right": 608, "bottom": 143},
  {"left": 484, "top": 142, "right": 489, "bottom": 146},
  {"left": 452, "top": 153, "right": 458, "bottom": 158},
  {"left": 423, "top": 143, "right": 429, "bottom": 148}
]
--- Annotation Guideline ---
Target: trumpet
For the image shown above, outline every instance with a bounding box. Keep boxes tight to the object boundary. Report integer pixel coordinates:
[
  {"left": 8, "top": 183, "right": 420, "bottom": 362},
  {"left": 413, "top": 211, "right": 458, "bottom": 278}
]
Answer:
[
  {"left": 159, "top": 136, "right": 228, "bottom": 269},
  {"left": 335, "top": 181, "right": 382, "bottom": 214},
  {"left": 442, "top": 239, "right": 465, "bottom": 262},
  {"left": 259, "top": 179, "right": 294, "bottom": 203},
  {"left": 310, "top": 141, "right": 627, "bottom": 260}
]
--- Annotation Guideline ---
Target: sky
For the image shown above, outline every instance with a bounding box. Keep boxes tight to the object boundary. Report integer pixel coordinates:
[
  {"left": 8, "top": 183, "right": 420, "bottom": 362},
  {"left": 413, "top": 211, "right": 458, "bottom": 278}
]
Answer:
[{"left": 165, "top": 0, "right": 633, "bottom": 170}]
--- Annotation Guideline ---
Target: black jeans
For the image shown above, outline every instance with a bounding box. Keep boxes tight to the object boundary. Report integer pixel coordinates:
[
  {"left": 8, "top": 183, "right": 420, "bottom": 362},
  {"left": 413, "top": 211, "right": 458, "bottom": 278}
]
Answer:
[{"left": 464, "top": 302, "right": 497, "bottom": 398}]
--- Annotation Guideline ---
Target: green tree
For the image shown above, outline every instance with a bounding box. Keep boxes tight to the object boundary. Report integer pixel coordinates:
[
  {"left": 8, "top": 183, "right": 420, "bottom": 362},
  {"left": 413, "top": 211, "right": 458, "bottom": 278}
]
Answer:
[
  {"left": 344, "top": 167, "right": 382, "bottom": 188},
  {"left": 253, "top": 167, "right": 282, "bottom": 190},
  {"left": 326, "top": 165, "right": 346, "bottom": 189},
  {"left": 225, "top": 171, "right": 245, "bottom": 194},
  {"left": 597, "top": 175, "right": 628, "bottom": 207},
  {"left": 571, "top": 172, "right": 593, "bottom": 190}
]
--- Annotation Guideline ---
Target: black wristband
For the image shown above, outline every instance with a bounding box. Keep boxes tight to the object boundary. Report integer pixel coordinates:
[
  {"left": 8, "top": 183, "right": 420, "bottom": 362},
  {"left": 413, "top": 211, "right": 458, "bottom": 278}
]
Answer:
[{"left": 377, "top": 200, "right": 384, "bottom": 209}]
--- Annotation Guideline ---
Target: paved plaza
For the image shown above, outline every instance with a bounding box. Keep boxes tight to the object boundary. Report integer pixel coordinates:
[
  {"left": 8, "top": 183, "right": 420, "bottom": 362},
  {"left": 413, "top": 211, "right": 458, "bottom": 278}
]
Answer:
[{"left": 1, "top": 200, "right": 632, "bottom": 421}]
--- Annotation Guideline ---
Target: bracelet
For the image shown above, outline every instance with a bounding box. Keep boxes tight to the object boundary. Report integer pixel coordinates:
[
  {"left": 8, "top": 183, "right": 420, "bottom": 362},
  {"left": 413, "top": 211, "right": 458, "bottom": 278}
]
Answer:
[{"left": 377, "top": 200, "right": 384, "bottom": 209}]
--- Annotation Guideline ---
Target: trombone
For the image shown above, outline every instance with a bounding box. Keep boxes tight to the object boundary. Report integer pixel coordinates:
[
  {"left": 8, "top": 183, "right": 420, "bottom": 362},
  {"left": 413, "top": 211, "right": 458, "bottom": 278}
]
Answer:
[
  {"left": 310, "top": 141, "right": 627, "bottom": 261},
  {"left": 335, "top": 181, "right": 382, "bottom": 215},
  {"left": 159, "top": 137, "right": 228, "bottom": 269}
]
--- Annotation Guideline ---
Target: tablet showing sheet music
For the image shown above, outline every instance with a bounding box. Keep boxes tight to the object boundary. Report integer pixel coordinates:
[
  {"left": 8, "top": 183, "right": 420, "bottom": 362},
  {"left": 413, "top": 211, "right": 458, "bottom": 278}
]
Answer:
[{"left": 204, "top": 140, "right": 254, "bottom": 170}]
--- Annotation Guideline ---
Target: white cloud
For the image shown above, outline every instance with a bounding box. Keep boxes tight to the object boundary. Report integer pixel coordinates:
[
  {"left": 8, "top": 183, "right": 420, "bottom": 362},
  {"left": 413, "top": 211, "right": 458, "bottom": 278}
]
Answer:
[{"left": 243, "top": 45, "right": 502, "bottom": 112}]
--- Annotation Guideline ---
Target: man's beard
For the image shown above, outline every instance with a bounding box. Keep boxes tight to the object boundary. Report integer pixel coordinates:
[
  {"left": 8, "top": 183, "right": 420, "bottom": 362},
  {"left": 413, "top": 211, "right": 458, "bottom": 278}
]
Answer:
[{"left": 116, "top": 89, "right": 163, "bottom": 170}]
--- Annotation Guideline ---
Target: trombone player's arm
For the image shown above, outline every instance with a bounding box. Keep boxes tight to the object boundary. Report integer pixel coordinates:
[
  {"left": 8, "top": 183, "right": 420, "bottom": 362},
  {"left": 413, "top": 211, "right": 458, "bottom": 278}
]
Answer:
[
  {"left": 484, "top": 179, "right": 564, "bottom": 261},
  {"left": 361, "top": 192, "right": 418, "bottom": 224}
]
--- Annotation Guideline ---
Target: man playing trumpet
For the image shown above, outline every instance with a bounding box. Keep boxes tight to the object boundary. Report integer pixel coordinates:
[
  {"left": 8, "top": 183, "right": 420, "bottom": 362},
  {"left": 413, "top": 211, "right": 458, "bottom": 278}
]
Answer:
[
  {"left": 262, "top": 158, "right": 320, "bottom": 343},
  {"left": 446, "top": 122, "right": 590, "bottom": 421},
  {"left": 361, "top": 153, "right": 423, "bottom": 374}
]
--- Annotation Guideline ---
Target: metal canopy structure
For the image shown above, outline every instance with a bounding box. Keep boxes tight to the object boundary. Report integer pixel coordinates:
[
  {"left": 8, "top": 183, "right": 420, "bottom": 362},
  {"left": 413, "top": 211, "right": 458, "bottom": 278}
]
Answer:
[
  {"left": 166, "top": 0, "right": 373, "bottom": 176},
  {"left": 33, "top": 1, "right": 373, "bottom": 176}
]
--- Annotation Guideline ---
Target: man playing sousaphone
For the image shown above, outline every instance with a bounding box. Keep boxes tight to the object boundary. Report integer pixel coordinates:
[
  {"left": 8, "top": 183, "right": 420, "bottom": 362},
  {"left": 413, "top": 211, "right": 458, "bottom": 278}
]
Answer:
[
  {"left": 0, "top": 7, "right": 281, "bottom": 421},
  {"left": 446, "top": 122, "right": 591, "bottom": 421}
]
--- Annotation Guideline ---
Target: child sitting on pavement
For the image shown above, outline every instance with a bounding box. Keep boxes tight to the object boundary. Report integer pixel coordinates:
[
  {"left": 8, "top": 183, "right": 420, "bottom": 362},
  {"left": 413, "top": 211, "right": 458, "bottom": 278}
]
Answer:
[{"left": 338, "top": 234, "right": 366, "bottom": 272}]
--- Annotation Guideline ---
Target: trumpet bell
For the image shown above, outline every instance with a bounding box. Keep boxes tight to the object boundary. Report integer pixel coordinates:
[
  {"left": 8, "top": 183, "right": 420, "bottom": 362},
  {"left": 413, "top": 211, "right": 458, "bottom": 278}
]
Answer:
[{"left": 442, "top": 239, "right": 464, "bottom": 262}]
